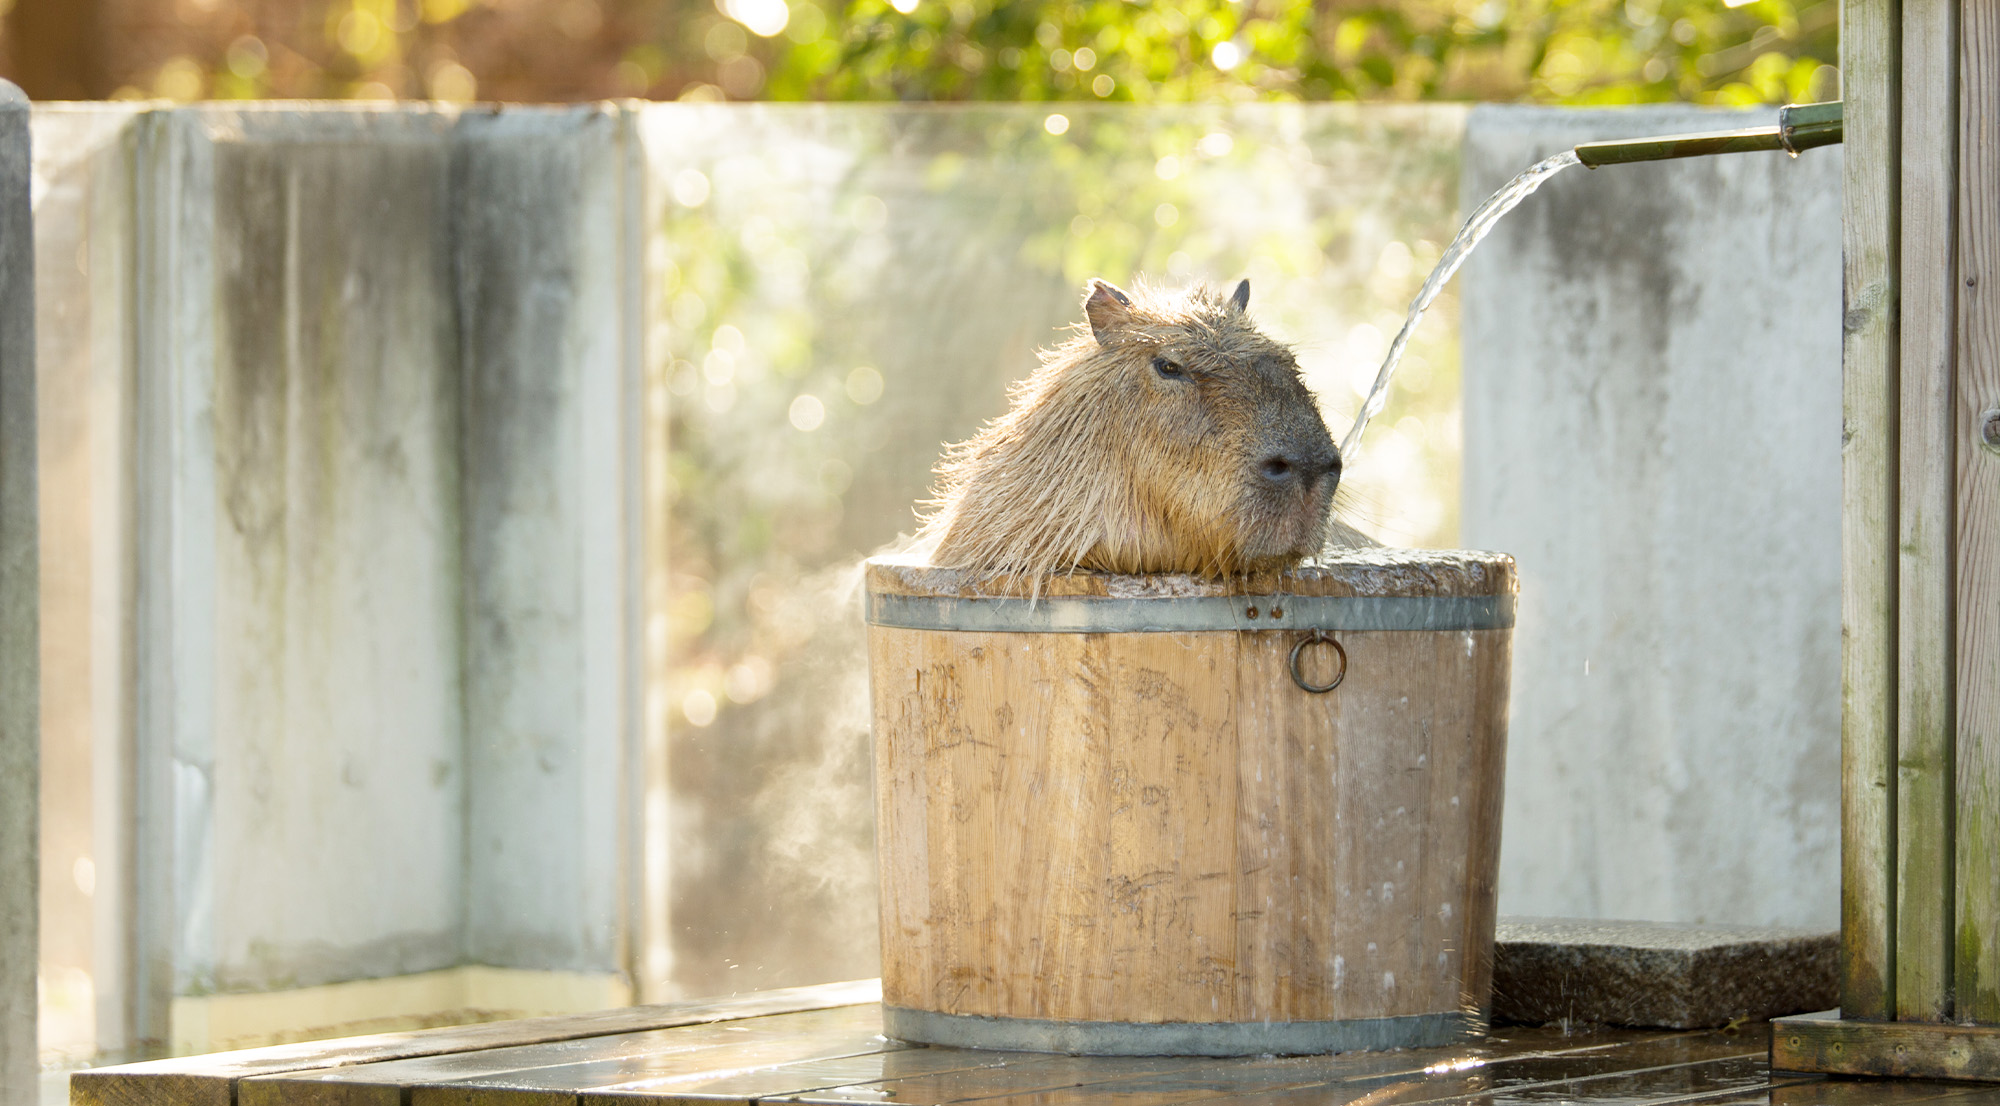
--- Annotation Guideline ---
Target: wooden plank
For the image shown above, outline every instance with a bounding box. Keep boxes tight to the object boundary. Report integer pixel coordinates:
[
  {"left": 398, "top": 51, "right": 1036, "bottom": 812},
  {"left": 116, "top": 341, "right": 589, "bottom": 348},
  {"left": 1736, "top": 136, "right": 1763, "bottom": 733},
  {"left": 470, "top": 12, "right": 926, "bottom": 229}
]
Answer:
[
  {"left": 1772, "top": 1076, "right": 2000, "bottom": 1104},
  {"left": 1898, "top": 0, "right": 1963, "bottom": 1026},
  {"left": 1097, "top": 1042, "right": 1773, "bottom": 1106},
  {"left": 1840, "top": 0, "right": 1903, "bottom": 1023},
  {"left": 798, "top": 1028, "right": 1743, "bottom": 1106},
  {"left": 402, "top": 1025, "right": 900, "bottom": 1105},
  {"left": 1774, "top": 1012, "right": 2000, "bottom": 1081},
  {"left": 69, "top": 978, "right": 880, "bottom": 1106},
  {"left": 219, "top": 1018, "right": 1766, "bottom": 1106},
  {"left": 575, "top": 1044, "right": 1035, "bottom": 1100},
  {"left": 238, "top": 1006, "right": 890, "bottom": 1106},
  {"left": 788, "top": 1053, "right": 1218, "bottom": 1106},
  {"left": 1955, "top": 0, "right": 2000, "bottom": 1029},
  {"left": 1452, "top": 1055, "right": 1783, "bottom": 1105}
]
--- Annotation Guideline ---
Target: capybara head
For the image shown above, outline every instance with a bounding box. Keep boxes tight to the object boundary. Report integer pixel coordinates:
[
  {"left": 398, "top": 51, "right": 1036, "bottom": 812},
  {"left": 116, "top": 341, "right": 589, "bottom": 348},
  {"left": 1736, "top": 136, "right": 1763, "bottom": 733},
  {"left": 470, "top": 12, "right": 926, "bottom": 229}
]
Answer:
[{"left": 920, "top": 277, "right": 1341, "bottom": 578}]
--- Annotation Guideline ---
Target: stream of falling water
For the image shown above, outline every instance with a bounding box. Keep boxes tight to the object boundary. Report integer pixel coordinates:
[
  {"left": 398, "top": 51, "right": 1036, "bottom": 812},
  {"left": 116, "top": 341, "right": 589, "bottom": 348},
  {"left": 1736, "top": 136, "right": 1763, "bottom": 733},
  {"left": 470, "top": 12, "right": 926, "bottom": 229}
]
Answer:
[{"left": 1337, "top": 149, "right": 1583, "bottom": 463}]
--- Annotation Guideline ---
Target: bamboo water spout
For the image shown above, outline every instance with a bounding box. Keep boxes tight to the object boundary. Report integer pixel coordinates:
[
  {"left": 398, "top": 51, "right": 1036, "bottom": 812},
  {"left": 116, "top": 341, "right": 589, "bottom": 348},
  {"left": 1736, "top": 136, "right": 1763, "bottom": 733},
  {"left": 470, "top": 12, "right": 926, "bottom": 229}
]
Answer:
[{"left": 1572, "top": 100, "right": 1843, "bottom": 168}]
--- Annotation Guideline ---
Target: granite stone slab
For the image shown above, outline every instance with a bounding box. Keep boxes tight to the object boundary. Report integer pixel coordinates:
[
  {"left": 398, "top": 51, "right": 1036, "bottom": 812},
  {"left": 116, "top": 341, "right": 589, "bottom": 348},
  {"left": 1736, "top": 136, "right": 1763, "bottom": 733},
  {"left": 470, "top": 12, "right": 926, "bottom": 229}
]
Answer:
[{"left": 1491, "top": 917, "right": 1838, "bottom": 1029}]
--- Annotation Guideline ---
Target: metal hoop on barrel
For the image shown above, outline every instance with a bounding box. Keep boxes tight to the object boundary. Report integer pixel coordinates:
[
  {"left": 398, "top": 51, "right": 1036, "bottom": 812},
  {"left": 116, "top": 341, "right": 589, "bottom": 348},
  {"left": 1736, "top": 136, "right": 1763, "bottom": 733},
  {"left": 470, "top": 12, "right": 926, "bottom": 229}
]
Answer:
[{"left": 1288, "top": 631, "right": 1347, "bottom": 693}]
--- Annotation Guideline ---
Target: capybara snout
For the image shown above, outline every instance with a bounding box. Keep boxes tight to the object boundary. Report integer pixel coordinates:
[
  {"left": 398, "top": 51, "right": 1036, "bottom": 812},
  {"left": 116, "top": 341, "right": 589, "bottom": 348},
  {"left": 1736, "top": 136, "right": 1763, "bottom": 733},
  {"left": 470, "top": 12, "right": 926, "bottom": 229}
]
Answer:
[{"left": 921, "top": 276, "right": 1341, "bottom": 578}]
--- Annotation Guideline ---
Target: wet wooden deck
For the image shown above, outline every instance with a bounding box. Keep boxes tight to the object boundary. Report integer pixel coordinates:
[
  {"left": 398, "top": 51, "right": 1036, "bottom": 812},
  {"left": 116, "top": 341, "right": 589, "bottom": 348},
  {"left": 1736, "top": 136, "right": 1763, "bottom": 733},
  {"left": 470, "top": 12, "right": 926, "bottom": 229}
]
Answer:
[{"left": 67, "top": 980, "right": 2000, "bottom": 1106}]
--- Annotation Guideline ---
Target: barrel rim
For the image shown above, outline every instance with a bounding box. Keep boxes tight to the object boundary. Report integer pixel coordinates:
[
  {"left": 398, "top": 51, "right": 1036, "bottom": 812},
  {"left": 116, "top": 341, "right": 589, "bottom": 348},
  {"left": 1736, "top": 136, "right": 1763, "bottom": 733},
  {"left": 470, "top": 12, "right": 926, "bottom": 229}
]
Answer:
[
  {"left": 864, "top": 547, "right": 1519, "bottom": 604},
  {"left": 882, "top": 1005, "right": 1478, "bottom": 1057},
  {"left": 865, "top": 591, "right": 1515, "bottom": 633}
]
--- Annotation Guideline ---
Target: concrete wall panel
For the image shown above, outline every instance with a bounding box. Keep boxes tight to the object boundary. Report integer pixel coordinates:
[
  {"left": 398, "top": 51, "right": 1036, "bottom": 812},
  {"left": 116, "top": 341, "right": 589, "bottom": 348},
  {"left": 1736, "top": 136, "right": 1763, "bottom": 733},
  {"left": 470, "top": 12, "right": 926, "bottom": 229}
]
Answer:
[
  {"left": 454, "top": 107, "right": 635, "bottom": 974},
  {"left": 1, "top": 75, "right": 40, "bottom": 1106},
  {"left": 31, "top": 104, "right": 642, "bottom": 1054},
  {"left": 1460, "top": 105, "right": 1842, "bottom": 929},
  {"left": 202, "top": 113, "right": 467, "bottom": 992}
]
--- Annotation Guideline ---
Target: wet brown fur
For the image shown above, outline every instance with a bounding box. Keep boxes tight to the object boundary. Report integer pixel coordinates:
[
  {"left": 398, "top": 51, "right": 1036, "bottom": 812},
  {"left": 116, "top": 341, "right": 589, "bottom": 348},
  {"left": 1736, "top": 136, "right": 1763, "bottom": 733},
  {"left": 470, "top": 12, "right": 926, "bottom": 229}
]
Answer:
[{"left": 920, "top": 278, "right": 1342, "bottom": 578}]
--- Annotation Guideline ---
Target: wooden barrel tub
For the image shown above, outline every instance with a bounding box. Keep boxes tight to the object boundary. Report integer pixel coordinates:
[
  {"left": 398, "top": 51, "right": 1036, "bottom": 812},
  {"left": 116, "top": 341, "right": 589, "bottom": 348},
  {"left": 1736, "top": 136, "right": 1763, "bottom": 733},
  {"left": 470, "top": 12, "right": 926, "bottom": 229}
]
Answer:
[{"left": 863, "top": 547, "right": 1516, "bottom": 1056}]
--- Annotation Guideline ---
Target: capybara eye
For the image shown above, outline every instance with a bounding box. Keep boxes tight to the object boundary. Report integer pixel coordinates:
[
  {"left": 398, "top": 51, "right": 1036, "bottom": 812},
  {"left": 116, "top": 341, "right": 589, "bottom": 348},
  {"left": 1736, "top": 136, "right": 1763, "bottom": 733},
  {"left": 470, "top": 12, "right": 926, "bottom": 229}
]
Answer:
[{"left": 1152, "top": 356, "right": 1186, "bottom": 380}]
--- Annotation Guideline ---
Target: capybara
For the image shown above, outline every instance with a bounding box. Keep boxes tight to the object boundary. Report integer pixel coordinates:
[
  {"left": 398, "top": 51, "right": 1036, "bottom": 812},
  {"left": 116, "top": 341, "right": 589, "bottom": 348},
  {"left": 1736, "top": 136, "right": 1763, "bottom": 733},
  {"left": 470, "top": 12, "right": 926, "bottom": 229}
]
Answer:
[{"left": 919, "top": 277, "right": 1344, "bottom": 578}]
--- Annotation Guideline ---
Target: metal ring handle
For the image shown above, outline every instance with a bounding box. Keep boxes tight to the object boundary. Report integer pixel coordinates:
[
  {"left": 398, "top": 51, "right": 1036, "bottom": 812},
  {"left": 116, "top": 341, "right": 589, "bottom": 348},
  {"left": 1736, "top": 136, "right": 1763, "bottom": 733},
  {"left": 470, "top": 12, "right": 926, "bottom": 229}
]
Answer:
[{"left": 1288, "top": 631, "right": 1347, "bottom": 694}]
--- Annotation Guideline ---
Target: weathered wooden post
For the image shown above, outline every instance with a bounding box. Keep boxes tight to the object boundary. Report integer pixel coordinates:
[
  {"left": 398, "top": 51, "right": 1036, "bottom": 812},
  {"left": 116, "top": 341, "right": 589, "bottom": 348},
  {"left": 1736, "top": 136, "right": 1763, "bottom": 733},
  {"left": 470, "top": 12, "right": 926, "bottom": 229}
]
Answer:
[
  {"left": 1771, "top": 0, "right": 2000, "bottom": 1079},
  {"left": 0, "top": 78, "right": 39, "bottom": 1106}
]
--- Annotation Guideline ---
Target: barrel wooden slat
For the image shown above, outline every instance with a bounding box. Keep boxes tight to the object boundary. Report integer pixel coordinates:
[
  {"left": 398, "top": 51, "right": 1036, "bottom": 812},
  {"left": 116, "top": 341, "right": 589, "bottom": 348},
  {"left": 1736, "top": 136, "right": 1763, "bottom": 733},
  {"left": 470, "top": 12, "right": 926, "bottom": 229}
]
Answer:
[
  {"left": 869, "top": 549, "right": 1514, "bottom": 1055},
  {"left": 1233, "top": 629, "right": 1313, "bottom": 1022},
  {"left": 1335, "top": 630, "right": 1432, "bottom": 1020},
  {"left": 1102, "top": 631, "right": 1241, "bottom": 1023},
  {"left": 1463, "top": 623, "right": 1515, "bottom": 1008}
]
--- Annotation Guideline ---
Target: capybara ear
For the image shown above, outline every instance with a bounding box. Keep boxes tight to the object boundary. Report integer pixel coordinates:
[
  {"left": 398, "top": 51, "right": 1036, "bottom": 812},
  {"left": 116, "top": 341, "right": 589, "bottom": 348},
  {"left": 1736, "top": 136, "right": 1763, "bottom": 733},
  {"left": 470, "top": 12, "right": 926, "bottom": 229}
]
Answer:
[
  {"left": 1084, "top": 279, "right": 1135, "bottom": 344},
  {"left": 1229, "top": 278, "right": 1250, "bottom": 313}
]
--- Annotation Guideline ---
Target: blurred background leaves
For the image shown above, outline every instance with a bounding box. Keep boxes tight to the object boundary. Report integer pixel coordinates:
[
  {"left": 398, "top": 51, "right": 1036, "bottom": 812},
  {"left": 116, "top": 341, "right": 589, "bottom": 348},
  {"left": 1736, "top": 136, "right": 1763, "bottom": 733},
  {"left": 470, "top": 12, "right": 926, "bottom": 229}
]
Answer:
[
  {"left": 0, "top": 0, "right": 1836, "bottom": 108},
  {"left": 636, "top": 104, "right": 1468, "bottom": 993}
]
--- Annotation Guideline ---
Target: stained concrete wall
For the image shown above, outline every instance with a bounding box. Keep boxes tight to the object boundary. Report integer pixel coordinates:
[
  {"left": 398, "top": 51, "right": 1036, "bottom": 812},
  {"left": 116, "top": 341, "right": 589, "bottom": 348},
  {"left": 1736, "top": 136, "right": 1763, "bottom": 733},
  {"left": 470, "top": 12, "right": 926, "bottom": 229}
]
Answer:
[
  {"left": 1, "top": 75, "right": 39, "bottom": 1106},
  {"left": 1460, "top": 105, "right": 1843, "bottom": 929},
  {"left": 453, "top": 109, "right": 640, "bottom": 974},
  {"left": 33, "top": 104, "right": 641, "bottom": 1052},
  {"left": 161, "top": 109, "right": 471, "bottom": 1001}
]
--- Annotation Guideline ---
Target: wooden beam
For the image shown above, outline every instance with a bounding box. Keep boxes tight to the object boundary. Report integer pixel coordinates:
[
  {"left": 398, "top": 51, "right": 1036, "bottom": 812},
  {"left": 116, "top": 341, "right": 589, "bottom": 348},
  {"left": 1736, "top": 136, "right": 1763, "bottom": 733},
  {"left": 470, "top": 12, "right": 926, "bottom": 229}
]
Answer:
[
  {"left": 1773, "top": 1012, "right": 2000, "bottom": 1081},
  {"left": 1839, "top": 0, "right": 1901, "bottom": 1022},
  {"left": 1955, "top": 0, "right": 2000, "bottom": 1027},
  {"left": 1896, "top": 0, "right": 1961, "bottom": 1025}
]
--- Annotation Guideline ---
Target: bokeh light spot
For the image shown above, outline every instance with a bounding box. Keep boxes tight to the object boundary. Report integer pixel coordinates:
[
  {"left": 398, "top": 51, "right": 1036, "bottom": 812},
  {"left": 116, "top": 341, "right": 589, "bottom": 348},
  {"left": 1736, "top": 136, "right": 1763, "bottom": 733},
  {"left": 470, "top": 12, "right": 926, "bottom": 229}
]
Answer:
[
  {"left": 724, "top": 0, "right": 791, "bottom": 37},
  {"left": 844, "top": 366, "right": 884, "bottom": 405},
  {"left": 429, "top": 62, "right": 477, "bottom": 103},
  {"left": 683, "top": 690, "right": 718, "bottom": 727},
  {"left": 789, "top": 394, "right": 826, "bottom": 431},
  {"left": 673, "top": 169, "right": 712, "bottom": 207}
]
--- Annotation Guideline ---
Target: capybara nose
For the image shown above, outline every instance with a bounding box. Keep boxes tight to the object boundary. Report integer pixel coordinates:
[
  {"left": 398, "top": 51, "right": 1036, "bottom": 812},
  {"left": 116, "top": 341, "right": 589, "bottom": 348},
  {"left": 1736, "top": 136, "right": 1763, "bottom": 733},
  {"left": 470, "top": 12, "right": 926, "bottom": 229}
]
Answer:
[{"left": 1260, "top": 450, "right": 1339, "bottom": 487}]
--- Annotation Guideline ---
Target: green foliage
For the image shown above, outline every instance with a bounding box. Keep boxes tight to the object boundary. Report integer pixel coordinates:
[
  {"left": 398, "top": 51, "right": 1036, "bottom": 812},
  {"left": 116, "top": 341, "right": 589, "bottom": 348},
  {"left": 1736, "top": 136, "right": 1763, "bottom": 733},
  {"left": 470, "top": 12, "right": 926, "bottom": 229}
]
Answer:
[
  {"left": 46, "top": 0, "right": 1837, "bottom": 108},
  {"left": 759, "top": 0, "right": 1838, "bottom": 106}
]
